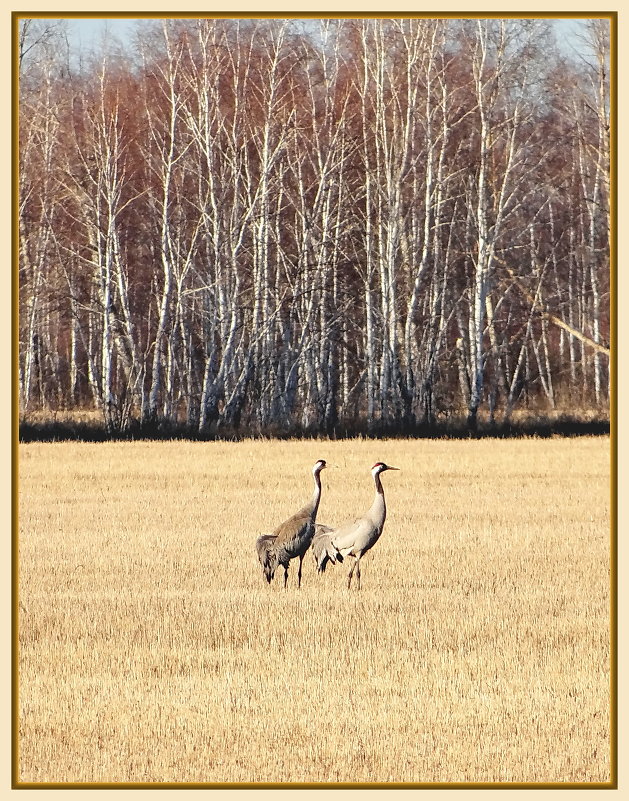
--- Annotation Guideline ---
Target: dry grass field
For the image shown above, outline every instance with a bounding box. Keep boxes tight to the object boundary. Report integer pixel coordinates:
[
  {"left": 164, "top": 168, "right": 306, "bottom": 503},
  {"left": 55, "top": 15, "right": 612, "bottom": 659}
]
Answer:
[{"left": 17, "top": 436, "right": 611, "bottom": 785}]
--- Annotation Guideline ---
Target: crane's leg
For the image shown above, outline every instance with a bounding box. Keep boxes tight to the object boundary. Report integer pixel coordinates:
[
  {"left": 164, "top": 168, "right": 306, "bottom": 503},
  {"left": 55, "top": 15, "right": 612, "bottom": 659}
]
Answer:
[
  {"left": 297, "top": 554, "right": 304, "bottom": 588},
  {"left": 283, "top": 565, "right": 289, "bottom": 589},
  {"left": 355, "top": 558, "right": 361, "bottom": 590},
  {"left": 347, "top": 557, "right": 356, "bottom": 589}
]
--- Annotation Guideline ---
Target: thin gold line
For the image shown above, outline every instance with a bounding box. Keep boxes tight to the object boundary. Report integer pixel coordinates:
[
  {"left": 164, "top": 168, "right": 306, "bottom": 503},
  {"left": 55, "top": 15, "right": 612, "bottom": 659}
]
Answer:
[
  {"left": 10, "top": 11, "right": 619, "bottom": 20},
  {"left": 10, "top": 780, "right": 620, "bottom": 790},
  {"left": 608, "top": 9, "right": 618, "bottom": 791},
  {"left": 12, "top": 10, "right": 20, "bottom": 788}
]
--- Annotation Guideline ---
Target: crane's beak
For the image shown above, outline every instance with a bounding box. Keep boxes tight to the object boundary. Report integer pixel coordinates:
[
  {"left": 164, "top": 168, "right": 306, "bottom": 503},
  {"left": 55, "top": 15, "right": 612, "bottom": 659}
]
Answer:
[{"left": 387, "top": 466, "right": 400, "bottom": 471}]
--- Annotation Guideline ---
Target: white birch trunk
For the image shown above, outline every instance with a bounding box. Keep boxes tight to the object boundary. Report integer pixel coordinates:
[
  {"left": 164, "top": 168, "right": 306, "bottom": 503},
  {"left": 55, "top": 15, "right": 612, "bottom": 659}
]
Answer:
[{"left": 145, "top": 24, "right": 181, "bottom": 423}]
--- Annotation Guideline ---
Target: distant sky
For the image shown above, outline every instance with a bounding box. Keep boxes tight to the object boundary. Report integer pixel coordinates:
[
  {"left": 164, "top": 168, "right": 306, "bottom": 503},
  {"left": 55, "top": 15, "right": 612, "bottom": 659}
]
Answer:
[
  {"left": 54, "top": 15, "right": 594, "bottom": 57},
  {"left": 64, "top": 17, "right": 139, "bottom": 50}
]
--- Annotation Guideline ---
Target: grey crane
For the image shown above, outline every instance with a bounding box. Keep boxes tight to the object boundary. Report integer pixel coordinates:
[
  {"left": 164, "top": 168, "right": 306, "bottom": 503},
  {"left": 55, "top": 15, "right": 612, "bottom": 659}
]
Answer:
[
  {"left": 311, "top": 524, "right": 344, "bottom": 574},
  {"left": 328, "top": 461, "right": 399, "bottom": 589},
  {"left": 255, "top": 459, "right": 327, "bottom": 588}
]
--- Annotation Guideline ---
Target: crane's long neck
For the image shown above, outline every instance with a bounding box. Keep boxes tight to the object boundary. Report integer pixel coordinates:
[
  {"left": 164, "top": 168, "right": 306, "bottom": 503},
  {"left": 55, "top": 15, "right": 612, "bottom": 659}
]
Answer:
[
  {"left": 369, "top": 470, "right": 386, "bottom": 528},
  {"left": 309, "top": 470, "right": 323, "bottom": 521}
]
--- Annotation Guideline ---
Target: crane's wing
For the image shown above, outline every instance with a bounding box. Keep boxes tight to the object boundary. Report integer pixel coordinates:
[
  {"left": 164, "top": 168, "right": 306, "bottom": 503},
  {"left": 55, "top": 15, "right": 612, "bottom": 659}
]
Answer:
[
  {"left": 331, "top": 516, "right": 373, "bottom": 556},
  {"left": 272, "top": 511, "right": 317, "bottom": 560},
  {"left": 273, "top": 510, "right": 308, "bottom": 541}
]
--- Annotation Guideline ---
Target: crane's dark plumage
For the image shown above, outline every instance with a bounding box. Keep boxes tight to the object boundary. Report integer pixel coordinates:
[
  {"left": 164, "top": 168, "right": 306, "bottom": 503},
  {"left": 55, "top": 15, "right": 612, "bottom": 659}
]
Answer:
[{"left": 255, "top": 459, "right": 327, "bottom": 588}]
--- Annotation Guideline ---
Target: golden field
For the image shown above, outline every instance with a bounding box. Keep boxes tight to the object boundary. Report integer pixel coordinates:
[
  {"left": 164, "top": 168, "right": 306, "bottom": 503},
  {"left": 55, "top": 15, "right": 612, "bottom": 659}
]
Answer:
[{"left": 17, "top": 437, "right": 611, "bottom": 784}]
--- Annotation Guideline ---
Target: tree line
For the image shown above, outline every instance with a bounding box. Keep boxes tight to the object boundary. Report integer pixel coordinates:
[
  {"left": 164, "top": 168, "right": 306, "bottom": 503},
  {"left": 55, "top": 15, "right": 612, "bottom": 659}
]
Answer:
[{"left": 18, "top": 17, "right": 611, "bottom": 436}]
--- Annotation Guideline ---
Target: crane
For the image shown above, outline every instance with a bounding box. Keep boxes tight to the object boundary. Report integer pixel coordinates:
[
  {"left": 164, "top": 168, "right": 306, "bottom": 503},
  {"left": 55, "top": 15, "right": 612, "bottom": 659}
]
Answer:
[
  {"left": 329, "top": 462, "right": 399, "bottom": 589},
  {"left": 255, "top": 459, "right": 327, "bottom": 588}
]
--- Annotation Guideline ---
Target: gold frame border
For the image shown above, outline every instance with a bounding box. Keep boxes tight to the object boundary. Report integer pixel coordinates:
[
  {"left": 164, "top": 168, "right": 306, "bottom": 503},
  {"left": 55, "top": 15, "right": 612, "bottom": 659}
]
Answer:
[{"left": 11, "top": 10, "right": 618, "bottom": 790}]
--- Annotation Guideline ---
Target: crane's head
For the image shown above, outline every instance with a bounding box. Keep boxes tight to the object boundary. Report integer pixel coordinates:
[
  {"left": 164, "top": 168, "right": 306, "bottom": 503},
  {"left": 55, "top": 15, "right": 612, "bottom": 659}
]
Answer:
[
  {"left": 313, "top": 459, "right": 327, "bottom": 475},
  {"left": 371, "top": 461, "right": 399, "bottom": 475}
]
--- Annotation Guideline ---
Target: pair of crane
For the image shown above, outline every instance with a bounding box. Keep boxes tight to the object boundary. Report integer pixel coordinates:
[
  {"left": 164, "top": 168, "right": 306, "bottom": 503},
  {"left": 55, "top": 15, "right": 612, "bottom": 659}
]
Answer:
[{"left": 255, "top": 459, "right": 398, "bottom": 590}]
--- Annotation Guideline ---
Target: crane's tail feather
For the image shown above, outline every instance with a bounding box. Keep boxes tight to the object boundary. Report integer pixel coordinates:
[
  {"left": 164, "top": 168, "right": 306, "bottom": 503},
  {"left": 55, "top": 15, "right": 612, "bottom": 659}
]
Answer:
[
  {"left": 255, "top": 534, "right": 275, "bottom": 562},
  {"left": 255, "top": 534, "right": 278, "bottom": 583},
  {"left": 311, "top": 527, "right": 344, "bottom": 573}
]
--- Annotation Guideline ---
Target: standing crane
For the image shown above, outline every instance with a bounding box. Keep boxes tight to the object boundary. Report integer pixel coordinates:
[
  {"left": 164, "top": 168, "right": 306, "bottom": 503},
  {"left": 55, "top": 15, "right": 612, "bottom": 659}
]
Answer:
[
  {"left": 328, "top": 462, "right": 399, "bottom": 589},
  {"left": 255, "top": 459, "right": 327, "bottom": 588}
]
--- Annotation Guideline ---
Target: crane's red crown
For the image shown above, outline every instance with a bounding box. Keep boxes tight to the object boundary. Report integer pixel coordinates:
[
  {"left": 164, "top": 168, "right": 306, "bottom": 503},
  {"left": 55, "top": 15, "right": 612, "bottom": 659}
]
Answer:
[{"left": 371, "top": 462, "right": 399, "bottom": 471}]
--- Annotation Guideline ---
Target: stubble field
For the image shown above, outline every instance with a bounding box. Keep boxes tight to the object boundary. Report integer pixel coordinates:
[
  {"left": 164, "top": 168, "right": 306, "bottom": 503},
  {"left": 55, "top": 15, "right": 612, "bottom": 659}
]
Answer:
[{"left": 17, "top": 436, "right": 611, "bottom": 785}]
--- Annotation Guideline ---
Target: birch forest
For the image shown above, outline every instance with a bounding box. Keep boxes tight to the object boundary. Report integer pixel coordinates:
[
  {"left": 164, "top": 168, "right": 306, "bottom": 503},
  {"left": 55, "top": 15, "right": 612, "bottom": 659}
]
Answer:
[{"left": 18, "top": 17, "right": 611, "bottom": 436}]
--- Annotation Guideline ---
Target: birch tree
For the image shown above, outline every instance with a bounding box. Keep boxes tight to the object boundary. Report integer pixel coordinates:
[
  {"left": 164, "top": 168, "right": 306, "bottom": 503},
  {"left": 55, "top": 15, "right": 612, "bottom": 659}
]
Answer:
[
  {"left": 574, "top": 19, "right": 610, "bottom": 405},
  {"left": 459, "top": 19, "right": 555, "bottom": 428},
  {"left": 282, "top": 19, "right": 353, "bottom": 431},
  {"left": 140, "top": 21, "right": 192, "bottom": 424},
  {"left": 60, "top": 52, "right": 147, "bottom": 430},
  {"left": 18, "top": 22, "right": 68, "bottom": 412}
]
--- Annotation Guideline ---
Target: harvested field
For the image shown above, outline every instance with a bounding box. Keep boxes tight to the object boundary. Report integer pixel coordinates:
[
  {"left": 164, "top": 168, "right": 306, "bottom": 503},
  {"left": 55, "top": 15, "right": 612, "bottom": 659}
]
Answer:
[{"left": 17, "top": 437, "right": 611, "bottom": 784}]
